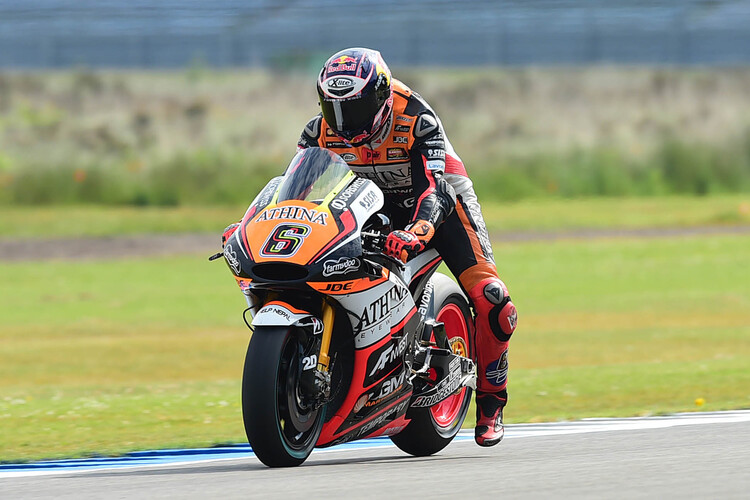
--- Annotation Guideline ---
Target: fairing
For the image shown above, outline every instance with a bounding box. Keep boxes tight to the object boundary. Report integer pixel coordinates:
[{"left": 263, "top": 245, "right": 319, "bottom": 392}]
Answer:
[{"left": 224, "top": 147, "right": 468, "bottom": 450}]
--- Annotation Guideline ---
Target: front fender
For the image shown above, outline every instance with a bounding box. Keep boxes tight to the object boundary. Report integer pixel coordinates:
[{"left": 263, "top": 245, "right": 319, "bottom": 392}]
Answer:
[{"left": 251, "top": 301, "right": 322, "bottom": 332}]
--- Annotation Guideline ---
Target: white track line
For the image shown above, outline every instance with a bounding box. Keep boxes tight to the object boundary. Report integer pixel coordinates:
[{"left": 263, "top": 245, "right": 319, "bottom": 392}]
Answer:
[{"left": 2, "top": 410, "right": 749, "bottom": 478}]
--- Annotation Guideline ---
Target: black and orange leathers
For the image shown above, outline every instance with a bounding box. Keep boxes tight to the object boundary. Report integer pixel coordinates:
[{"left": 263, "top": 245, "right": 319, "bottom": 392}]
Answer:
[{"left": 298, "top": 78, "right": 516, "bottom": 395}]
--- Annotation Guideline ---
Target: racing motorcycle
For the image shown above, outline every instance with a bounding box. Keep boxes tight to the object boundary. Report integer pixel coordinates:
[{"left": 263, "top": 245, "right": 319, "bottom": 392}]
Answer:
[{"left": 213, "top": 147, "right": 477, "bottom": 467}]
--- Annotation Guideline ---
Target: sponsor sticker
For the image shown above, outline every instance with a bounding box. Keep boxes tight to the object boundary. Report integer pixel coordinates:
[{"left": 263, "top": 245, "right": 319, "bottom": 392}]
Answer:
[
  {"left": 327, "top": 77, "right": 354, "bottom": 88},
  {"left": 256, "top": 206, "right": 328, "bottom": 225},
  {"left": 327, "top": 55, "right": 357, "bottom": 73},
  {"left": 358, "top": 189, "right": 379, "bottom": 210},
  {"left": 330, "top": 177, "right": 367, "bottom": 211},
  {"left": 223, "top": 243, "right": 241, "bottom": 275},
  {"left": 411, "top": 357, "right": 462, "bottom": 408},
  {"left": 394, "top": 124, "right": 411, "bottom": 133},
  {"left": 485, "top": 350, "right": 509, "bottom": 387},
  {"left": 340, "top": 152, "right": 357, "bottom": 162},
  {"left": 322, "top": 257, "right": 360, "bottom": 277},
  {"left": 363, "top": 149, "right": 381, "bottom": 161},
  {"left": 387, "top": 148, "right": 409, "bottom": 160},
  {"left": 425, "top": 160, "right": 445, "bottom": 171}
]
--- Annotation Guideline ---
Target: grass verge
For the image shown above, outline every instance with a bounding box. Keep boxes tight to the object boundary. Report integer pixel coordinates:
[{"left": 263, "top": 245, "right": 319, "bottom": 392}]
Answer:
[
  {"left": 2, "top": 194, "right": 750, "bottom": 239},
  {"left": 1, "top": 234, "right": 749, "bottom": 461}
]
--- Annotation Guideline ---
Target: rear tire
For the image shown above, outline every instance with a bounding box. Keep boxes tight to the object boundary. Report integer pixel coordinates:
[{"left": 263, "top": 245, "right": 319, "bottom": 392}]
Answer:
[
  {"left": 242, "top": 326, "right": 325, "bottom": 467},
  {"left": 390, "top": 273, "right": 474, "bottom": 456}
]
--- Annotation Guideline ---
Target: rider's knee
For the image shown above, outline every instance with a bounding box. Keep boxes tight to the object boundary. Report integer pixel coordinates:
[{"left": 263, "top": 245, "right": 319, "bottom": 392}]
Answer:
[{"left": 468, "top": 278, "right": 518, "bottom": 342}]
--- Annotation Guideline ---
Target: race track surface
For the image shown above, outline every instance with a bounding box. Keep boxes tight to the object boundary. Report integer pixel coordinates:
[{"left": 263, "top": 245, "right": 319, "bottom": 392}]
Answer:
[{"left": 3, "top": 411, "right": 748, "bottom": 499}]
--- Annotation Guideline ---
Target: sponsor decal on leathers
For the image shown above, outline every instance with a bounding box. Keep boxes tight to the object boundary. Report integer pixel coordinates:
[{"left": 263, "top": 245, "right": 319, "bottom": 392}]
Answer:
[
  {"left": 387, "top": 148, "right": 409, "bottom": 160},
  {"left": 485, "top": 350, "right": 509, "bottom": 387},
  {"left": 348, "top": 163, "right": 411, "bottom": 189}
]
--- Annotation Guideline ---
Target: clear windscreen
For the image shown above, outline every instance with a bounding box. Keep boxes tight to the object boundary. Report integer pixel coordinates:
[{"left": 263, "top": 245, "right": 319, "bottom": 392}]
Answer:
[{"left": 276, "top": 148, "right": 352, "bottom": 204}]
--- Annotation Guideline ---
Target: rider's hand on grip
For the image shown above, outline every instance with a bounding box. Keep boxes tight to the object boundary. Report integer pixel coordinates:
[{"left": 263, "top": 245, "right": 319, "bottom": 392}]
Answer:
[
  {"left": 384, "top": 230, "right": 424, "bottom": 263},
  {"left": 405, "top": 219, "right": 435, "bottom": 246}
]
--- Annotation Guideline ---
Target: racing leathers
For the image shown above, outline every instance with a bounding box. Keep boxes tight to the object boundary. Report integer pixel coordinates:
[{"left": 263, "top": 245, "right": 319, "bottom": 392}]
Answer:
[{"left": 298, "top": 78, "right": 518, "bottom": 446}]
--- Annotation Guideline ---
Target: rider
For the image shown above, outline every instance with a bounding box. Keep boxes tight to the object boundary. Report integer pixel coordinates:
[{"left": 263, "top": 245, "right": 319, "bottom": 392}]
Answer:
[{"left": 297, "top": 48, "right": 518, "bottom": 446}]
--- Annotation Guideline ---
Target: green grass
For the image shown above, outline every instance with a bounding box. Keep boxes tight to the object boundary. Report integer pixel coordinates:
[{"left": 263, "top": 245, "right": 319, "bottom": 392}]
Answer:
[
  {"left": 2, "top": 68, "right": 750, "bottom": 204},
  {"left": 1, "top": 233, "right": 749, "bottom": 462},
  {"left": 2, "top": 194, "right": 749, "bottom": 239}
]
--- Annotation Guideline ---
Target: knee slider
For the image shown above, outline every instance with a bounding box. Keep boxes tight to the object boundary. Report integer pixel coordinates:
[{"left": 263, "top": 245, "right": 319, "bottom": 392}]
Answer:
[{"left": 477, "top": 279, "right": 517, "bottom": 342}]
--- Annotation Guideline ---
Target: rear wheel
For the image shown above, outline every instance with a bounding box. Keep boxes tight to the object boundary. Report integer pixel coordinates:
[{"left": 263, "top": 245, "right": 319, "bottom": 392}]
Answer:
[
  {"left": 390, "top": 273, "right": 474, "bottom": 456},
  {"left": 242, "top": 326, "right": 325, "bottom": 467}
]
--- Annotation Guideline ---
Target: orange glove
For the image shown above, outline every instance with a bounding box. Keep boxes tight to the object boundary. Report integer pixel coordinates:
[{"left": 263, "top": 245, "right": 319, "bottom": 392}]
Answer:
[
  {"left": 385, "top": 220, "right": 435, "bottom": 263},
  {"left": 405, "top": 220, "right": 435, "bottom": 246},
  {"left": 384, "top": 230, "right": 423, "bottom": 263}
]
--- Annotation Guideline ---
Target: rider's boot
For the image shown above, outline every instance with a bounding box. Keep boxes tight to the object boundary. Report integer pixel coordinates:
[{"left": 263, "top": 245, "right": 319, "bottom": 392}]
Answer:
[
  {"left": 475, "top": 389, "right": 507, "bottom": 446},
  {"left": 467, "top": 278, "right": 517, "bottom": 447}
]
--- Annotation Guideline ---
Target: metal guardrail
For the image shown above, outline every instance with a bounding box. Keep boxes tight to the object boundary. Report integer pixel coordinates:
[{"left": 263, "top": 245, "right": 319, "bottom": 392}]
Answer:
[{"left": 1, "top": 0, "right": 749, "bottom": 67}]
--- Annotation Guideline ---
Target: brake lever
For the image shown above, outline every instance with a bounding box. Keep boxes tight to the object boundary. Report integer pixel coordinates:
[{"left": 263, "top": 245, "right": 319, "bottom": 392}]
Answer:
[{"left": 208, "top": 251, "right": 223, "bottom": 261}]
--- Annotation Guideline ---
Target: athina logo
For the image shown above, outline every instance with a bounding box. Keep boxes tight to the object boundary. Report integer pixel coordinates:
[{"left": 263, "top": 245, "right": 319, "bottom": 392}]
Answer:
[{"left": 322, "top": 257, "right": 360, "bottom": 277}]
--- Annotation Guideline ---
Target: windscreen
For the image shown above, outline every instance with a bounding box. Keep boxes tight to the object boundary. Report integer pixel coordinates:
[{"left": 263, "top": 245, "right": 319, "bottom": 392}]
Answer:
[{"left": 276, "top": 148, "right": 352, "bottom": 204}]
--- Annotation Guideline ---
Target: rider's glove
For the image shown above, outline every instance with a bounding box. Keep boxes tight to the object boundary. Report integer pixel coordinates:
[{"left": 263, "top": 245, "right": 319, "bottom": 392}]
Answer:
[
  {"left": 222, "top": 223, "right": 240, "bottom": 248},
  {"left": 385, "top": 230, "right": 424, "bottom": 263},
  {"left": 405, "top": 219, "right": 435, "bottom": 246}
]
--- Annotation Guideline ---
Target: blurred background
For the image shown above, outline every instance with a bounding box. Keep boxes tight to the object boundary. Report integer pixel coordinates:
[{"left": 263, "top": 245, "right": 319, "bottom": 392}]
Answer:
[{"left": 1, "top": 1, "right": 748, "bottom": 462}]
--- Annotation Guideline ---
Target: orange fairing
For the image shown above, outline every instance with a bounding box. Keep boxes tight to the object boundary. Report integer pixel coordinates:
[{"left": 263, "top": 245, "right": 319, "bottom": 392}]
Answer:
[
  {"left": 233, "top": 276, "right": 252, "bottom": 292},
  {"left": 309, "top": 268, "right": 390, "bottom": 295},
  {"left": 242, "top": 200, "right": 340, "bottom": 265}
]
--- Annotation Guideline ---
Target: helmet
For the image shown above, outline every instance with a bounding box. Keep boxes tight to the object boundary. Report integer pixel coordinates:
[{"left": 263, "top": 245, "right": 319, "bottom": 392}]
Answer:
[{"left": 317, "top": 48, "right": 393, "bottom": 146}]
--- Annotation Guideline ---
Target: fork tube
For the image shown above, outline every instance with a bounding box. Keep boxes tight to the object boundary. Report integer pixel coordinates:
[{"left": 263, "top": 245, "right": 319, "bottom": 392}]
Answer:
[{"left": 317, "top": 300, "right": 335, "bottom": 372}]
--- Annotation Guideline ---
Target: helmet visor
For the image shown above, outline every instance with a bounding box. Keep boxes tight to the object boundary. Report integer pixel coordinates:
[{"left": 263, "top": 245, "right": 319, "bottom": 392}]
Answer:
[{"left": 320, "top": 93, "right": 381, "bottom": 141}]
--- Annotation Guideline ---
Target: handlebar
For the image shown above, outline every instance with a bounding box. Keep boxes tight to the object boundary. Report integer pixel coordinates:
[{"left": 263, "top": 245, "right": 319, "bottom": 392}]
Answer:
[{"left": 361, "top": 230, "right": 406, "bottom": 271}]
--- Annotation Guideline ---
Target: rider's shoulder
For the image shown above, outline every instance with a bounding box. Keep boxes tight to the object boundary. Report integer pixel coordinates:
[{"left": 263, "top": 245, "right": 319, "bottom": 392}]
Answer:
[{"left": 302, "top": 114, "right": 323, "bottom": 140}]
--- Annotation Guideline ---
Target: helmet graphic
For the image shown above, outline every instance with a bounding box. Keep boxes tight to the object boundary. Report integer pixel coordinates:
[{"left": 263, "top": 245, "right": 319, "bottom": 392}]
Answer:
[{"left": 317, "top": 48, "right": 393, "bottom": 146}]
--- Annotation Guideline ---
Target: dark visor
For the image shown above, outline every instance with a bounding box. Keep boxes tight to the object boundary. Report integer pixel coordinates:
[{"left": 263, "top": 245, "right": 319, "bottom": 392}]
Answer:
[{"left": 320, "top": 92, "right": 381, "bottom": 140}]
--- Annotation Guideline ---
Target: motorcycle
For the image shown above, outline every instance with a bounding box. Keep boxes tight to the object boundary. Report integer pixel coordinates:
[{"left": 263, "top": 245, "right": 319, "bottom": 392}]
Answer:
[{"left": 214, "top": 147, "right": 477, "bottom": 467}]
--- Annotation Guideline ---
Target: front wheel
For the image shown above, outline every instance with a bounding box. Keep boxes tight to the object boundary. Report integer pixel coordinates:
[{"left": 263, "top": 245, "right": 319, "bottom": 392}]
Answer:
[
  {"left": 242, "top": 326, "right": 325, "bottom": 467},
  {"left": 390, "top": 273, "right": 474, "bottom": 456}
]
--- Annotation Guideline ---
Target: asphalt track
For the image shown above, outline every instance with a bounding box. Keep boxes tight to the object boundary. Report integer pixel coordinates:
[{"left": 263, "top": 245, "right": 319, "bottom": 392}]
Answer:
[{"left": 2, "top": 411, "right": 749, "bottom": 499}]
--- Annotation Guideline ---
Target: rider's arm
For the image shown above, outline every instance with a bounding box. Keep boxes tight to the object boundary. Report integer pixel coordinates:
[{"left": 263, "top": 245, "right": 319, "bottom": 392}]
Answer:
[
  {"left": 406, "top": 111, "right": 457, "bottom": 239},
  {"left": 297, "top": 115, "right": 323, "bottom": 149}
]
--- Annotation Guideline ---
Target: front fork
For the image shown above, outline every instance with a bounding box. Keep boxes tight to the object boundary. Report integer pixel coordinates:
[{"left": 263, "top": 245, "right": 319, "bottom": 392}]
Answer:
[
  {"left": 250, "top": 293, "right": 335, "bottom": 410},
  {"left": 297, "top": 298, "right": 335, "bottom": 410},
  {"left": 310, "top": 299, "right": 335, "bottom": 406}
]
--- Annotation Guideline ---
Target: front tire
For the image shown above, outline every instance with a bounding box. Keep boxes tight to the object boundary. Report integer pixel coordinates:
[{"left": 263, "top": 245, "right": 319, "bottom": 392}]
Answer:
[
  {"left": 390, "top": 273, "right": 474, "bottom": 456},
  {"left": 242, "top": 326, "right": 325, "bottom": 467}
]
